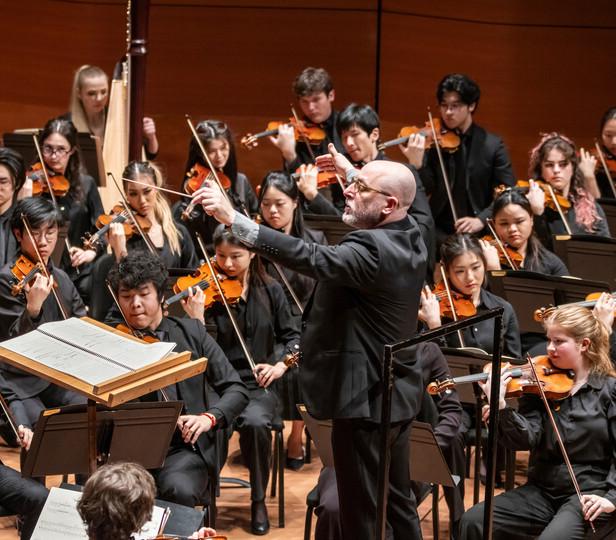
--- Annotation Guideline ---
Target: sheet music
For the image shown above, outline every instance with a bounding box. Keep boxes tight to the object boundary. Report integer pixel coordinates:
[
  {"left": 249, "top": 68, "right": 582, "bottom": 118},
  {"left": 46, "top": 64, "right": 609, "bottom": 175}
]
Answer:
[
  {"left": 31, "top": 487, "right": 166, "bottom": 540},
  {"left": 0, "top": 318, "right": 176, "bottom": 387}
]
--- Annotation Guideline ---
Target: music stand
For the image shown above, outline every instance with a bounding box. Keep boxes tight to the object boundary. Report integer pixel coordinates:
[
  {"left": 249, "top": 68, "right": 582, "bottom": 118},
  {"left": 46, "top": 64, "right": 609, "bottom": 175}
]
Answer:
[
  {"left": 552, "top": 234, "right": 616, "bottom": 285},
  {"left": 303, "top": 214, "right": 353, "bottom": 245},
  {"left": 599, "top": 198, "right": 616, "bottom": 234},
  {"left": 488, "top": 270, "right": 610, "bottom": 334},
  {"left": 3, "top": 131, "right": 105, "bottom": 187},
  {"left": 23, "top": 401, "right": 183, "bottom": 477}
]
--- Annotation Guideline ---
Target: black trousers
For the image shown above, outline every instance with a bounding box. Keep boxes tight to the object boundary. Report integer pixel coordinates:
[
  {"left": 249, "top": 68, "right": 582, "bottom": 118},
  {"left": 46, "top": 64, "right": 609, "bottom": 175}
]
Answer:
[
  {"left": 235, "top": 387, "right": 278, "bottom": 502},
  {"left": 21, "top": 384, "right": 86, "bottom": 427},
  {"left": 0, "top": 465, "right": 48, "bottom": 540},
  {"left": 332, "top": 418, "right": 422, "bottom": 540},
  {"left": 314, "top": 466, "right": 343, "bottom": 540},
  {"left": 460, "top": 485, "right": 616, "bottom": 540},
  {"left": 153, "top": 445, "right": 210, "bottom": 507}
]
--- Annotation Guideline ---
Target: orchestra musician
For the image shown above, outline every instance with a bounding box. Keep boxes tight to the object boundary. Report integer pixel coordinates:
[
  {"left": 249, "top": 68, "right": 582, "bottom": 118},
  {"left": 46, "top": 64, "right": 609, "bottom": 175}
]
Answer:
[
  {"left": 173, "top": 119, "right": 259, "bottom": 248},
  {"left": 257, "top": 170, "right": 326, "bottom": 470},
  {"left": 205, "top": 226, "right": 300, "bottom": 535},
  {"left": 106, "top": 251, "right": 249, "bottom": 509},
  {"left": 0, "top": 148, "right": 26, "bottom": 268},
  {"left": 193, "top": 147, "right": 427, "bottom": 539},
  {"left": 401, "top": 73, "right": 515, "bottom": 243},
  {"left": 579, "top": 106, "right": 616, "bottom": 200},
  {"left": 0, "top": 197, "right": 86, "bottom": 426},
  {"left": 460, "top": 300, "right": 616, "bottom": 539},
  {"left": 65, "top": 64, "right": 159, "bottom": 159},
  {"left": 527, "top": 132, "right": 611, "bottom": 245}
]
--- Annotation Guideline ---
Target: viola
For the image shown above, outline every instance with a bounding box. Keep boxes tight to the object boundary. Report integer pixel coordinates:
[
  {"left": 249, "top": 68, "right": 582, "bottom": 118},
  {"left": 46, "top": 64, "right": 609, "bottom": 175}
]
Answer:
[
  {"left": 481, "top": 234, "right": 523, "bottom": 269},
  {"left": 515, "top": 179, "right": 571, "bottom": 212},
  {"left": 427, "top": 355, "right": 574, "bottom": 401},
  {"left": 241, "top": 118, "right": 326, "bottom": 149},
  {"left": 378, "top": 118, "right": 460, "bottom": 152},
  {"left": 10, "top": 254, "right": 57, "bottom": 297},
  {"left": 166, "top": 260, "right": 243, "bottom": 310},
  {"left": 26, "top": 162, "right": 70, "bottom": 197},
  {"left": 431, "top": 280, "right": 476, "bottom": 320},
  {"left": 84, "top": 204, "right": 152, "bottom": 250},
  {"left": 185, "top": 163, "right": 232, "bottom": 193}
]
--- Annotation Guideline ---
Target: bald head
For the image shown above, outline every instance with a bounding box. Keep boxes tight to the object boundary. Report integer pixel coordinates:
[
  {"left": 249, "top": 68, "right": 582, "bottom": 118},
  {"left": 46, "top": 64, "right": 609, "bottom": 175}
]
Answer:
[{"left": 361, "top": 160, "right": 416, "bottom": 211}]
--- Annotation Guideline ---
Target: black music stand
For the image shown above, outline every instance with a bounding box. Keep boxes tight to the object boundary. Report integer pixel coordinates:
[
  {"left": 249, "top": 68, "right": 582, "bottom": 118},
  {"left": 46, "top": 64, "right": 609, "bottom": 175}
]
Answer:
[
  {"left": 303, "top": 214, "right": 353, "bottom": 245},
  {"left": 599, "top": 198, "right": 616, "bottom": 234},
  {"left": 3, "top": 131, "right": 105, "bottom": 187},
  {"left": 552, "top": 234, "right": 616, "bottom": 285},
  {"left": 488, "top": 270, "right": 610, "bottom": 335},
  {"left": 23, "top": 401, "right": 182, "bottom": 477}
]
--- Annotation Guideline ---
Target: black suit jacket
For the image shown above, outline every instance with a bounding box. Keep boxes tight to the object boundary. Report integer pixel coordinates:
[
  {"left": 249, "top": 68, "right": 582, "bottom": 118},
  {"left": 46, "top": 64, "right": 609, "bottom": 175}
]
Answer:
[
  {"left": 253, "top": 215, "right": 427, "bottom": 421},
  {"left": 421, "top": 124, "right": 515, "bottom": 223}
]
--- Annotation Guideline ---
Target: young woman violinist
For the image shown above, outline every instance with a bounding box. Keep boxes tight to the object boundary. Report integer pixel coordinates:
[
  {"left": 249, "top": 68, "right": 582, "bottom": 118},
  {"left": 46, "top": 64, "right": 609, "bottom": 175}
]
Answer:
[
  {"left": 173, "top": 120, "right": 258, "bottom": 248},
  {"left": 205, "top": 226, "right": 300, "bottom": 535},
  {"left": 66, "top": 65, "right": 159, "bottom": 159},
  {"left": 485, "top": 187, "right": 569, "bottom": 276},
  {"left": 527, "top": 132, "right": 610, "bottom": 245},
  {"left": 419, "top": 234, "right": 521, "bottom": 359},
  {"left": 579, "top": 106, "right": 616, "bottom": 200},
  {"left": 258, "top": 170, "right": 326, "bottom": 469},
  {"left": 460, "top": 299, "right": 616, "bottom": 539},
  {"left": 22, "top": 117, "right": 105, "bottom": 303}
]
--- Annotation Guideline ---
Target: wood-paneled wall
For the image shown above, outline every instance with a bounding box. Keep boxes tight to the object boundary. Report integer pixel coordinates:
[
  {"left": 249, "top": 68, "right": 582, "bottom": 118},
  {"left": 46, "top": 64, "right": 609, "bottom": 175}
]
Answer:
[{"left": 2, "top": 1, "right": 615, "bottom": 195}]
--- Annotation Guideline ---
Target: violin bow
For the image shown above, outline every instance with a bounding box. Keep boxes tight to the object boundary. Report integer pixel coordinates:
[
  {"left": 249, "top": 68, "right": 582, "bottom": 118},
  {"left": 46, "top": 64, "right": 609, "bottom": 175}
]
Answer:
[
  {"left": 438, "top": 265, "right": 466, "bottom": 347},
  {"left": 20, "top": 214, "right": 68, "bottom": 320},
  {"left": 31, "top": 134, "right": 60, "bottom": 209},
  {"left": 545, "top": 183, "right": 572, "bottom": 235},
  {"left": 594, "top": 140, "right": 616, "bottom": 198},
  {"left": 428, "top": 109, "right": 459, "bottom": 223},
  {"left": 525, "top": 353, "right": 596, "bottom": 533},
  {"left": 486, "top": 219, "right": 519, "bottom": 271},
  {"left": 0, "top": 393, "right": 22, "bottom": 445},
  {"left": 290, "top": 106, "right": 345, "bottom": 191},
  {"left": 107, "top": 172, "right": 158, "bottom": 255},
  {"left": 194, "top": 233, "right": 264, "bottom": 389}
]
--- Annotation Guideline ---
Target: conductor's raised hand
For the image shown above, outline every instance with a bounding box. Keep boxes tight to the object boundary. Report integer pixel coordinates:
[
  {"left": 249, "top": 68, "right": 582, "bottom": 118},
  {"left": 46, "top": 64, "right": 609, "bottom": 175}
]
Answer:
[
  {"left": 192, "top": 182, "right": 236, "bottom": 226},
  {"left": 315, "top": 143, "right": 353, "bottom": 177}
]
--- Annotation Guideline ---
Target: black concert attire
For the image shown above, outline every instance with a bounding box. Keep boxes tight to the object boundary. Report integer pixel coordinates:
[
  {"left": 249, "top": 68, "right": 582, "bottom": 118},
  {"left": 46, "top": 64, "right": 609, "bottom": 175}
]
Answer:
[
  {"left": 101, "top": 315, "right": 249, "bottom": 507},
  {"left": 595, "top": 151, "right": 615, "bottom": 200},
  {"left": 0, "top": 206, "right": 17, "bottom": 268},
  {"left": 173, "top": 172, "right": 258, "bottom": 250},
  {"left": 229, "top": 209, "right": 427, "bottom": 539},
  {"left": 206, "top": 276, "right": 300, "bottom": 502},
  {"left": 0, "top": 258, "right": 87, "bottom": 426},
  {"left": 286, "top": 111, "right": 346, "bottom": 212},
  {"left": 261, "top": 225, "right": 326, "bottom": 421},
  {"left": 419, "top": 123, "right": 515, "bottom": 243},
  {"left": 313, "top": 342, "right": 465, "bottom": 540},
  {"left": 461, "top": 374, "right": 616, "bottom": 540}
]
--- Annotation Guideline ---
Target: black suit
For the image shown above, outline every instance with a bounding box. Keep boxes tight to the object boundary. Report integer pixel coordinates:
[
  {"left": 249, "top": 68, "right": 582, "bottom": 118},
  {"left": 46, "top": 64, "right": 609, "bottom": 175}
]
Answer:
[{"left": 247, "top": 214, "right": 427, "bottom": 539}]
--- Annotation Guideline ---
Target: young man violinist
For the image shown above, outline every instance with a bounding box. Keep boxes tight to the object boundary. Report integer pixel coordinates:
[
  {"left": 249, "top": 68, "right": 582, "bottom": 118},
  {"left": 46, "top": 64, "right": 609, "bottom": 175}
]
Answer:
[
  {"left": 106, "top": 251, "right": 249, "bottom": 509},
  {"left": 401, "top": 73, "right": 515, "bottom": 244},
  {"left": 0, "top": 148, "right": 26, "bottom": 268},
  {"left": 0, "top": 197, "right": 86, "bottom": 426},
  {"left": 268, "top": 67, "right": 346, "bottom": 210}
]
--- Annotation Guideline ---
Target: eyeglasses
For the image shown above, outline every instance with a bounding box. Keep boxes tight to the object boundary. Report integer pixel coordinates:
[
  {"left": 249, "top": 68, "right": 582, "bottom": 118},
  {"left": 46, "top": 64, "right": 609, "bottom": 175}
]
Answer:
[
  {"left": 42, "top": 145, "right": 70, "bottom": 158},
  {"left": 348, "top": 178, "right": 393, "bottom": 198},
  {"left": 31, "top": 228, "right": 58, "bottom": 241}
]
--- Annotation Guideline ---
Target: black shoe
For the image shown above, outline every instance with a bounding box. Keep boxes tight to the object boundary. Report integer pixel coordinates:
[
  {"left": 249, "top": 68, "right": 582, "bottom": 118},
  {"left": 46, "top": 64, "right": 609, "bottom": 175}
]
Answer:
[
  {"left": 285, "top": 450, "right": 305, "bottom": 471},
  {"left": 251, "top": 500, "right": 270, "bottom": 535}
]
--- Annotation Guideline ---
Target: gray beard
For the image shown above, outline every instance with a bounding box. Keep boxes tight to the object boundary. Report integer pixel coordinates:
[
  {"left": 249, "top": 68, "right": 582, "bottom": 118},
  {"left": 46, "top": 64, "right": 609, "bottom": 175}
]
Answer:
[{"left": 342, "top": 208, "right": 382, "bottom": 229}]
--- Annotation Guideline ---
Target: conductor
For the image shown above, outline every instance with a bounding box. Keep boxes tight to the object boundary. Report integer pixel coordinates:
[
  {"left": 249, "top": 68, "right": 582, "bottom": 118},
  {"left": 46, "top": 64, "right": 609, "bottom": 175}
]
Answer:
[{"left": 193, "top": 144, "right": 427, "bottom": 539}]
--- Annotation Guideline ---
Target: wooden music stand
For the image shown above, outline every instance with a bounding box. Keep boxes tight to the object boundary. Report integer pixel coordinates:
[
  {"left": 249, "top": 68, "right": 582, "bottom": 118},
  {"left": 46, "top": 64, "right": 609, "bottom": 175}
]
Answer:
[
  {"left": 488, "top": 270, "right": 610, "bottom": 334},
  {"left": 552, "top": 234, "right": 616, "bottom": 285},
  {"left": 303, "top": 213, "right": 353, "bottom": 245},
  {"left": 599, "top": 198, "right": 616, "bottom": 234},
  {"left": 0, "top": 317, "right": 207, "bottom": 474}
]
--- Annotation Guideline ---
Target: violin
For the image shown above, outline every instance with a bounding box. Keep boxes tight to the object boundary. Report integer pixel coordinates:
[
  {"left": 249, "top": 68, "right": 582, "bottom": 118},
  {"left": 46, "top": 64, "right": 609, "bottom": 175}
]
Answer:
[
  {"left": 26, "top": 162, "right": 70, "bottom": 197},
  {"left": 431, "top": 280, "right": 476, "bottom": 320},
  {"left": 165, "top": 260, "right": 243, "bottom": 310},
  {"left": 378, "top": 118, "right": 460, "bottom": 152},
  {"left": 533, "top": 291, "right": 616, "bottom": 321},
  {"left": 241, "top": 118, "right": 326, "bottom": 149},
  {"left": 84, "top": 203, "right": 152, "bottom": 250},
  {"left": 185, "top": 163, "right": 231, "bottom": 193},
  {"left": 115, "top": 323, "right": 160, "bottom": 344},
  {"left": 290, "top": 166, "right": 340, "bottom": 190},
  {"left": 514, "top": 179, "right": 571, "bottom": 212},
  {"left": 9, "top": 254, "right": 58, "bottom": 297},
  {"left": 590, "top": 146, "right": 616, "bottom": 175},
  {"left": 427, "top": 355, "right": 575, "bottom": 401},
  {"left": 481, "top": 234, "right": 523, "bottom": 270}
]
